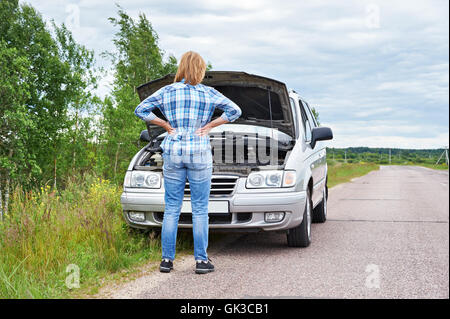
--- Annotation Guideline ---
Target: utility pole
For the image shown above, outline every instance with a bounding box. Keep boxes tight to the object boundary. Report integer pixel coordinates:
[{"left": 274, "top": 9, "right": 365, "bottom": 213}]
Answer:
[
  {"left": 389, "top": 148, "right": 391, "bottom": 164},
  {"left": 436, "top": 147, "right": 449, "bottom": 165},
  {"left": 344, "top": 149, "right": 347, "bottom": 163}
]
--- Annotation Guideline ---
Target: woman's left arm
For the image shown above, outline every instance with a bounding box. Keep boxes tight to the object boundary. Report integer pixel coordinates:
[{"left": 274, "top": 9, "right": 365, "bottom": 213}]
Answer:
[{"left": 134, "top": 87, "right": 174, "bottom": 135}]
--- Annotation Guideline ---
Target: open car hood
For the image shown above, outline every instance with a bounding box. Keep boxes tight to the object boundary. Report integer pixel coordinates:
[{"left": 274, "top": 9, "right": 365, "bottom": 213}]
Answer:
[{"left": 136, "top": 71, "right": 295, "bottom": 139}]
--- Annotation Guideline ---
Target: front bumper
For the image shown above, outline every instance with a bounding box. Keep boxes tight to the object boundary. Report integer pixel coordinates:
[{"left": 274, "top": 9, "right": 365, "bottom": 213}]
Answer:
[{"left": 121, "top": 187, "right": 307, "bottom": 232}]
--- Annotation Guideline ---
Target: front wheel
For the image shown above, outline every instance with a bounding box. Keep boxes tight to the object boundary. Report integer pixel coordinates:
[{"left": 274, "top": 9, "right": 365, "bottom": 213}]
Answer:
[{"left": 286, "top": 189, "right": 312, "bottom": 247}]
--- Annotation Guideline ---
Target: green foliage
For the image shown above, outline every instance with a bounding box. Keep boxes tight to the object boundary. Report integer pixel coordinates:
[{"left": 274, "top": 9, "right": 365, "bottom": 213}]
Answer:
[
  {"left": 0, "top": 40, "right": 35, "bottom": 182},
  {"left": 0, "top": 0, "right": 99, "bottom": 192}
]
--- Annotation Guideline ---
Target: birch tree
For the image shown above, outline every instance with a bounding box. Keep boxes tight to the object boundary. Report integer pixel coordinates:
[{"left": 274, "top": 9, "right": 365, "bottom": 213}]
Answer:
[{"left": 0, "top": 0, "right": 98, "bottom": 208}]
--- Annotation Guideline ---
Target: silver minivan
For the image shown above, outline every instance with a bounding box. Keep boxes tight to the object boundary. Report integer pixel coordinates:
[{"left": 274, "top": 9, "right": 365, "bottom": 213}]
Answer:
[{"left": 121, "top": 71, "right": 333, "bottom": 247}]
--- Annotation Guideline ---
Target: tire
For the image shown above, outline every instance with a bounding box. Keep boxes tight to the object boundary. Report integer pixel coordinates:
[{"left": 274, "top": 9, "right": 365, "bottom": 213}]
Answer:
[
  {"left": 287, "top": 188, "right": 312, "bottom": 247},
  {"left": 313, "top": 185, "right": 328, "bottom": 223}
]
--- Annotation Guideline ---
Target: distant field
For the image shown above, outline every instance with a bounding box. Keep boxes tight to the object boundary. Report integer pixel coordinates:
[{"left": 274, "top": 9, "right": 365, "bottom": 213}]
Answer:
[
  {"left": 326, "top": 147, "right": 448, "bottom": 171},
  {"left": 327, "top": 161, "right": 380, "bottom": 188}
]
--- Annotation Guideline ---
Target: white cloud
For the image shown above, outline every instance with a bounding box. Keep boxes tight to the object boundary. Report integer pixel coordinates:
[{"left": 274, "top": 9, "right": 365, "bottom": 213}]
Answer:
[
  {"left": 354, "top": 107, "right": 393, "bottom": 118},
  {"left": 28, "top": 0, "right": 449, "bottom": 149}
]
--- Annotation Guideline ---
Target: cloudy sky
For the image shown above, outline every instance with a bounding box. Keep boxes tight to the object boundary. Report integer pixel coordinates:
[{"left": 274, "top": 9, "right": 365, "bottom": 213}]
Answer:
[{"left": 29, "top": 0, "right": 449, "bottom": 149}]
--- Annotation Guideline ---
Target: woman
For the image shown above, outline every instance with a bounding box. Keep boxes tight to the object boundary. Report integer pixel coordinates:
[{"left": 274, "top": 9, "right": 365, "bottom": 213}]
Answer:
[{"left": 134, "top": 51, "right": 241, "bottom": 274}]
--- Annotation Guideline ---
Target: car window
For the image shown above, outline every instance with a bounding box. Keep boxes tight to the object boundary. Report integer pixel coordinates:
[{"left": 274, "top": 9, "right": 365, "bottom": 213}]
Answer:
[
  {"left": 289, "top": 98, "right": 299, "bottom": 139},
  {"left": 298, "top": 99, "right": 312, "bottom": 142},
  {"left": 304, "top": 120, "right": 312, "bottom": 141},
  {"left": 303, "top": 101, "right": 318, "bottom": 128}
]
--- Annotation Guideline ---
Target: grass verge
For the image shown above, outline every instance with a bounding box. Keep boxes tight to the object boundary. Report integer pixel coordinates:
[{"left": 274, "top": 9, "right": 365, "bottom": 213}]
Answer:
[
  {"left": 327, "top": 161, "right": 380, "bottom": 188},
  {"left": 0, "top": 175, "right": 193, "bottom": 299}
]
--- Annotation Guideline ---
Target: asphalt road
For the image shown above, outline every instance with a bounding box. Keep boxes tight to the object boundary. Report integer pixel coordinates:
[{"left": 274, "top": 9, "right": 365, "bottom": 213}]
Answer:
[{"left": 103, "top": 165, "right": 449, "bottom": 299}]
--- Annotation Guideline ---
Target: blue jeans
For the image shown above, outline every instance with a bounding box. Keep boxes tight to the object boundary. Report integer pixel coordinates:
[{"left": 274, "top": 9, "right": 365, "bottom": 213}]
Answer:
[{"left": 161, "top": 151, "right": 213, "bottom": 261}]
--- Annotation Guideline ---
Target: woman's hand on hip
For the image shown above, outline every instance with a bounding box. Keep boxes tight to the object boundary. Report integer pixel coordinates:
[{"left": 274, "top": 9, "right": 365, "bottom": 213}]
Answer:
[
  {"left": 195, "top": 116, "right": 229, "bottom": 136},
  {"left": 195, "top": 123, "right": 212, "bottom": 137},
  {"left": 164, "top": 122, "right": 176, "bottom": 136}
]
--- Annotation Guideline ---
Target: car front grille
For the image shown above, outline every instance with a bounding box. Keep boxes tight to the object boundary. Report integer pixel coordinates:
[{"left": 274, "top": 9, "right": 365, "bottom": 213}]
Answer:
[{"left": 184, "top": 175, "right": 239, "bottom": 197}]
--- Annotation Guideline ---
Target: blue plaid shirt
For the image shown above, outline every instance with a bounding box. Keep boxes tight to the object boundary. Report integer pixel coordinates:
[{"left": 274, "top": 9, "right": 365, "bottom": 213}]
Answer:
[{"left": 134, "top": 80, "right": 241, "bottom": 155}]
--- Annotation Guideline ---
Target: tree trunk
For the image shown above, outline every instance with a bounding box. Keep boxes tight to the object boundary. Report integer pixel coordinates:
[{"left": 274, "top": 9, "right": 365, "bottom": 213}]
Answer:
[
  {"left": 2, "top": 149, "right": 14, "bottom": 219},
  {"left": 114, "top": 142, "right": 121, "bottom": 179},
  {"left": 54, "top": 157, "right": 57, "bottom": 189},
  {"left": 72, "top": 107, "right": 79, "bottom": 173},
  {"left": 4, "top": 176, "right": 10, "bottom": 216},
  {"left": 0, "top": 181, "right": 3, "bottom": 221}
]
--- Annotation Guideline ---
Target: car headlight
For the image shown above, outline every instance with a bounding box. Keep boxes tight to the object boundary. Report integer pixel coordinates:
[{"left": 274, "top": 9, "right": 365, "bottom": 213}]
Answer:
[
  {"left": 248, "top": 173, "right": 265, "bottom": 187},
  {"left": 246, "top": 170, "right": 296, "bottom": 188},
  {"left": 128, "top": 171, "right": 161, "bottom": 188}
]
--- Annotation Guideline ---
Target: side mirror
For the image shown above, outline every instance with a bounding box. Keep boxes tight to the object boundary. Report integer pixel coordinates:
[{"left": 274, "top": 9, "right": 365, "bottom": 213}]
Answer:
[
  {"left": 311, "top": 127, "right": 333, "bottom": 149},
  {"left": 140, "top": 129, "right": 150, "bottom": 142}
]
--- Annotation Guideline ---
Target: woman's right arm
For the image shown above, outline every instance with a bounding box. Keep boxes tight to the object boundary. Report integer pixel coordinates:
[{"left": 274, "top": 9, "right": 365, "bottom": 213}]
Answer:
[
  {"left": 134, "top": 87, "right": 165, "bottom": 122},
  {"left": 134, "top": 87, "right": 174, "bottom": 135}
]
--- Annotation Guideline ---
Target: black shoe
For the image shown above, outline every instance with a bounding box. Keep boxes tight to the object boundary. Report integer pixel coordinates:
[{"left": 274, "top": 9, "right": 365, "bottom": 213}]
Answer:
[
  {"left": 160, "top": 259, "right": 173, "bottom": 273},
  {"left": 195, "top": 258, "right": 214, "bottom": 274}
]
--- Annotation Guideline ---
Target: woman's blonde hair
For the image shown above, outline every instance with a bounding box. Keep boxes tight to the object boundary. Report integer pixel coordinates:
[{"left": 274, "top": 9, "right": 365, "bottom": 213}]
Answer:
[{"left": 174, "top": 51, "right": 206, "bottom": 86}]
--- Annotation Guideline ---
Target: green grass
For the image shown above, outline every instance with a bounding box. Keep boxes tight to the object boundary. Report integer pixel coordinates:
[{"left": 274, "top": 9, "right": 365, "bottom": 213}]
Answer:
[
  {"left": 327, "top": 161, "right": 380, "bottom": 188},
  {"left": 0, "top": 175, "right": 193, "bottom": 299}
]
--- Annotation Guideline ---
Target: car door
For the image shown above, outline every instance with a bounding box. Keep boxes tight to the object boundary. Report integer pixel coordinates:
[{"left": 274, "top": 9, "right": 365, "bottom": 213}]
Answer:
[
  {"left": 303, "top": 101, "right": 327, "bottom": 205},
  {"left": 298, "top": 99, "right": 322, "bottom": 205}
]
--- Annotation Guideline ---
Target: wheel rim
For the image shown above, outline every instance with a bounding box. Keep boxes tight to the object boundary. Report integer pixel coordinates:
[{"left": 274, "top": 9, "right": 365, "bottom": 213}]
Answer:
[
  {"left": 306, "top": 197, "right": 311, "bottom": 240},
  {"left": 323, "top": 189, "right": 327, "bottom": 218}
]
